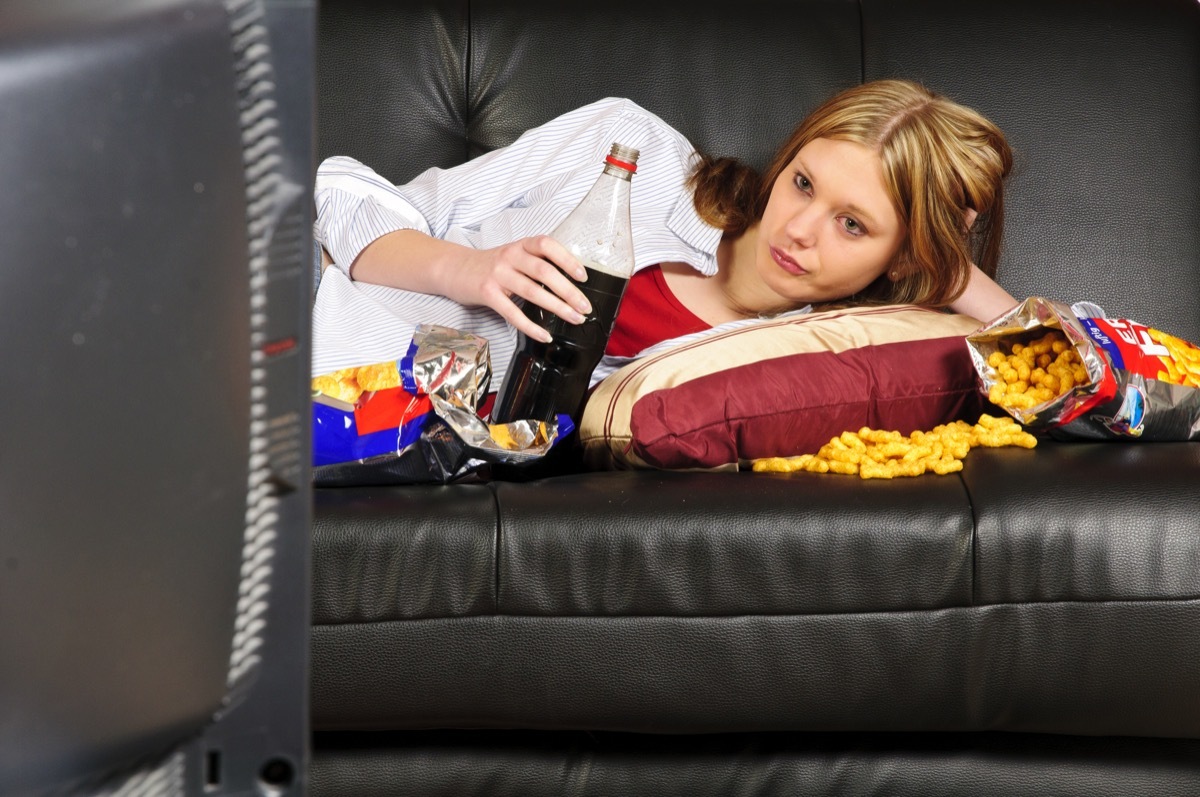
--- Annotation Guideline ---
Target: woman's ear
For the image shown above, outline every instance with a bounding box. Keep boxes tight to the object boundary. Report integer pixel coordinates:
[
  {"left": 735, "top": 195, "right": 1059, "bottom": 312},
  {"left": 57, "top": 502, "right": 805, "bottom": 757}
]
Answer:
[{"left": 964, "top": 208, "right": 979, "bottom": 231}]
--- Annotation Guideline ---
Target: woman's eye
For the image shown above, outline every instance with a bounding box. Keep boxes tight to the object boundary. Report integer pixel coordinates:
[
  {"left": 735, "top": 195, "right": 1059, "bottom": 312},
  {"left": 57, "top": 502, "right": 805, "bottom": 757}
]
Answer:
[
  {"left": 841, "top": 217, "right": 866, "bottom": 237},
  {"left": 793, "top": 173, "right": 812, "bottom": 193}
]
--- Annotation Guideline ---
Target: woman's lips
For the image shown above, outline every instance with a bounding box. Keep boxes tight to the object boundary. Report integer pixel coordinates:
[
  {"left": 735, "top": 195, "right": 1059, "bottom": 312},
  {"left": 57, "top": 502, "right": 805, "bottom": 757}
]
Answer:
[{"left": 770, "top": 246, "right": 807, "bottom": 276}]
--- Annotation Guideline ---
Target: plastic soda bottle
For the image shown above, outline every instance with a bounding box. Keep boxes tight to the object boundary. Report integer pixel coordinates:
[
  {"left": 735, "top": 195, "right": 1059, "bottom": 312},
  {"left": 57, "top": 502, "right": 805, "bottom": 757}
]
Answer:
[{"left": 490, "top": 142, "right": 639, "bottom": 424}]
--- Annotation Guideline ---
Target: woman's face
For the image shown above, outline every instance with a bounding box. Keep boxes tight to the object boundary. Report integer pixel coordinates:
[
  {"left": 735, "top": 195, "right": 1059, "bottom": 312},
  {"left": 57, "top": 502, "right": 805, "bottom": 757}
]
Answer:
[{"left": 753, "top": 137, "right": 905, "bottom": 305}]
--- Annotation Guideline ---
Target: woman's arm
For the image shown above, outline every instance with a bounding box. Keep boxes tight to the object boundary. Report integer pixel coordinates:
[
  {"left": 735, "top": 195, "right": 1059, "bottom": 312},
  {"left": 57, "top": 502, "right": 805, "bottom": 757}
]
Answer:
[{"left": 950, "top": 264, "right": 1019, "bottom": 323}]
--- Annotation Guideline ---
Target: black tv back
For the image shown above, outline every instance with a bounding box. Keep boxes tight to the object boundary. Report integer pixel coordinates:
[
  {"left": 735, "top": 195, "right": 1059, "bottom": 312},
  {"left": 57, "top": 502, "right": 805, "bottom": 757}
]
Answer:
[{"left": 0, "top": 1, "right": 313, "bottom": 794}]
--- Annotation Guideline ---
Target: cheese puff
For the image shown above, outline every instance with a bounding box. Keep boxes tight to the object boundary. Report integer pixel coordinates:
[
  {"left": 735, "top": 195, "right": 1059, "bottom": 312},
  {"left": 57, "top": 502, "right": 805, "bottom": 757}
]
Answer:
[
  {"left": 839, "top": 431, "right": 867, "bottom": 451},
  {"left": 827, "top": 460, "right": 858, "bottom": 475},
  {"left": 757, "top": 455, "right": 832, "bottom": 474},
  {"left": 860, "top": 428, "right": 904, "bottom": 444},
  {"left": 858, "top": 459, "right": 895, "bottom": 479},
  {"left": 1019, "top": 347, "right": 1037, "bottom": 366},
  {"left": 1005, "top": 380, "right": 1029, "bottom": 395},
  {"left": 1031, "top": 386, "right": 1056, "bottom": 403},
  {"left": 1001, "top": 393, "right": 1040, "bottom": 409},
  {"left": 987, "top": 351, "right": 1007, "bottom": 368},
  {"left": 820, "top": 440, "right": 862, "bottom": 464},
  {"left": 1036, "top": 353, "right": 1052, "bottom": 369},
  {"left": 355, "top": 361, "right": 402, "bottom": 392},
  {"left": 794, "top": 455, "right": 829, "bottom": 473},
  {"left": 1051, "top": 339, "right": 1070, "bottom": 354},
  {"left": 1010, "top": 431, "right": 1039, "bottom": 448},
  {"left": 1015, "top": 361, "right": 1031, "bottom": 381},
  {"left": 1010, "top": 343, "right": 1025, "bottom": 355},
  {"left": 312, "top": 373, "right": 363, "bottom": 405},
  {"left": 876, "top": 441, "right": 913, "bottom": 459},
  {"left": 930, "top": 458, "right": 964, "bottom": 475},
  {"left": 1001, "top": 366, "right": 1019, "bottom": 384},
  {"left": 902, "top": 446, "right": 933, "bottom": 462},
  {"left": 945, "top": 440, "right": 972, "bottom": 459}
]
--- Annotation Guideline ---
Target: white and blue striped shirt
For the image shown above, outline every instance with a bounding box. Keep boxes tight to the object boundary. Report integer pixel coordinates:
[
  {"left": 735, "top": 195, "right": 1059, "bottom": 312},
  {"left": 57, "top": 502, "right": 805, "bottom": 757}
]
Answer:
[{"left": 311, "top": 97, "right": 731, "bottom": 385}]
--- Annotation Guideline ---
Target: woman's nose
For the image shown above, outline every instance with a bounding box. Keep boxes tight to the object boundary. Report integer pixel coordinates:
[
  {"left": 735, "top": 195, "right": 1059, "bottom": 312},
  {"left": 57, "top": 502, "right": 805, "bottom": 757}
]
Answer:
[{"left": 785, "top": 206, "right": 820, "bottom": 247}]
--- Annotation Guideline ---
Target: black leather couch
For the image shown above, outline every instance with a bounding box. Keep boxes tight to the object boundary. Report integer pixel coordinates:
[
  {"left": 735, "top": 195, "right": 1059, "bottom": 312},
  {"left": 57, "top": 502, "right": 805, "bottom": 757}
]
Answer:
[{"left": 309, "top": 1, "right": 1200, "bottom": 794}]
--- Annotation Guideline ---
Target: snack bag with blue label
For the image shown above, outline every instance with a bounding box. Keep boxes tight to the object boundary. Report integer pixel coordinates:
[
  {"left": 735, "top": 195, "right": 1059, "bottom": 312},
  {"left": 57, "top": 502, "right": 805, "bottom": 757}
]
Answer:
[
  {"left": 966, "top": 297, "right": 1200, "bottom": 440},
  {"left": 311, "top": 323, "right": 574, "bottom": 485}
]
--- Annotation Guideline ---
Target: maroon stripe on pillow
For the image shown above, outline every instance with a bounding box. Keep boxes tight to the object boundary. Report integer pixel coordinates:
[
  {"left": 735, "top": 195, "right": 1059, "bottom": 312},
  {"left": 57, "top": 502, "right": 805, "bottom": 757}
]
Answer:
[{"left": 629, "top": 335, "right": 985, "bottom": 470}]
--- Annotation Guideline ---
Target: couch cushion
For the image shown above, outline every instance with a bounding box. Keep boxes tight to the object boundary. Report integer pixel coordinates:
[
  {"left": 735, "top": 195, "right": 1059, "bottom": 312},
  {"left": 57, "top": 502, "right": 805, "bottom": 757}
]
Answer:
[
  {"left": 310, "top": 599, "right": 1200, "bottom": 736},
  {"left": 311, "top": 485, "right": 497, "bottom": 624},
  {"left": 965, "top": 441, "right": 1200, "bottom": 604},
  {"left": 310, "top": 729, "right": 1200, "bottom": 797},
  {"left": 494, "top": 470, "right": 974, "bottom": 616},
  {"left": 316, "top": 0, "right": 469, "bottom": 184}
]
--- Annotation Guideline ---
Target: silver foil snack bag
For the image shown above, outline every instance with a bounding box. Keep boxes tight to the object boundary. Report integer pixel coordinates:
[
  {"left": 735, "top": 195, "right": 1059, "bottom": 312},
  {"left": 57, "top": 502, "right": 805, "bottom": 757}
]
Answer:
[
  {"left": 967, "top": 297, "right": 1200, "bottom": 440},
  {"left": 409, "top": 324, "right": 566, "bottom": 463},
  {"left": 405, "top": 323, "right": 492, "bottom": 410},
  {"left": 312, "top": 323, "right": 570, "bottom": 485}
]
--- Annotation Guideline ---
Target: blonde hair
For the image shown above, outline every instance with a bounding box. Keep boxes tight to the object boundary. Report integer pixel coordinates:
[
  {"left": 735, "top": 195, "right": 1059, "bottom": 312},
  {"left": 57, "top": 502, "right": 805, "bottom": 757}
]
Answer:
[{"left": 689, "top": 79, "right": 1013, "bottom": 308}]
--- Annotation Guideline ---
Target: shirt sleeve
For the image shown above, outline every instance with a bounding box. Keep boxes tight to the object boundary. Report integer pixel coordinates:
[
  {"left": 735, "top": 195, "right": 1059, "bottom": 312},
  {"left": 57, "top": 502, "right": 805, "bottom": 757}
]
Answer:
[{"left": 313, "top": 97, "right": 705, "bottom": 276}]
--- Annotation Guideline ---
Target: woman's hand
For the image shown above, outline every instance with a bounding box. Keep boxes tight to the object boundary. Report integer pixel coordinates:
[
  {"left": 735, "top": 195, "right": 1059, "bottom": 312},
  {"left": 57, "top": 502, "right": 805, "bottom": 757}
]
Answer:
[
  {"left": 349, "top": 230, "right": 594, "bottom": 342},
  {"left": 451, "top": 236, "right": 594, "bottom": 343}
]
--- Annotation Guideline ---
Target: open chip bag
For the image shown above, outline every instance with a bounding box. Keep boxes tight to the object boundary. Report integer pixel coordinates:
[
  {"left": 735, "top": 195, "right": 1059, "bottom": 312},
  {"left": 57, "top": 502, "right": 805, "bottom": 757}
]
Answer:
[
  {"left": 312, "top": 323, "right": 573, "bottom": 485},
  {"left": 966, "top": 296, "right": 1200, "bottom": 440}
]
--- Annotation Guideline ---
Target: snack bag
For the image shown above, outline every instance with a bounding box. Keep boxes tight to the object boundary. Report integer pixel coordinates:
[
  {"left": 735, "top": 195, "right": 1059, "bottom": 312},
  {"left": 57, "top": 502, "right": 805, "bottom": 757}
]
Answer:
[
  {"left": 312, "top": 324, "right": 573, "bottom": 484},
  {"left": 967, "top": 297, "right": 1200, "bottom": 440}
]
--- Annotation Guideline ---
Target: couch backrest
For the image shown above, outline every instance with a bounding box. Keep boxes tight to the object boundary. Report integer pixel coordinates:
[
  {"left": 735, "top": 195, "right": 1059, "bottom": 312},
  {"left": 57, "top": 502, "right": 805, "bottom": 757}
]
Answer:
[{"left": 317, "top": 0, "right": 1200, "bottom": 340}]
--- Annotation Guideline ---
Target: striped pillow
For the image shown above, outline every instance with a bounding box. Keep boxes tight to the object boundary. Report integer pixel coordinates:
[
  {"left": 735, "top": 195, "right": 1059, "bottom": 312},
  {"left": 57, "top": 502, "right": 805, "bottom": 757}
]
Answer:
[{"left": 579, "top": 305, "right": 986, "bottom": 471}]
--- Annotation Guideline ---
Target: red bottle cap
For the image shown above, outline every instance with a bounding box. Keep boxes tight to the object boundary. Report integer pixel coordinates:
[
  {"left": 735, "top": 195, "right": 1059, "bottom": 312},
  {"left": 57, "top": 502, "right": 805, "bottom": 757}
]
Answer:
[{"left": 605, "top": 155, "right": 637, "bottom": 173}]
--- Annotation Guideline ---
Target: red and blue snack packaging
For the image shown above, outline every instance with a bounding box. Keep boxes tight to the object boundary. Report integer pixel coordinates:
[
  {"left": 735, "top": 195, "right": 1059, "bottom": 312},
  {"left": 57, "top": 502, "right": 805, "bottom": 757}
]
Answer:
[
  {"left": 967, "top": 297, "right": 1200, "bottom": 440},
  {"left": 312, "top": 324, "right": 573, "bottom": 484}
]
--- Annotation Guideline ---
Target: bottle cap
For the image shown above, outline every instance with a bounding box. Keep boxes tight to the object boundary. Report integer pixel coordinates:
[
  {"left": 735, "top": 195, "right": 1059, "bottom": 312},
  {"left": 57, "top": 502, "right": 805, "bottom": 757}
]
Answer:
[{"left": 606, "top": 143, "right": 639, "bottom": 173}]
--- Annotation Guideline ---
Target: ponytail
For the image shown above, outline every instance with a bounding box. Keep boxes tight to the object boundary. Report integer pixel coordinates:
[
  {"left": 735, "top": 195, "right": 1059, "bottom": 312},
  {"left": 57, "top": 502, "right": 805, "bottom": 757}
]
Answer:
[{"left": 686, "top": 154, "right": 762, "bottom": 236}]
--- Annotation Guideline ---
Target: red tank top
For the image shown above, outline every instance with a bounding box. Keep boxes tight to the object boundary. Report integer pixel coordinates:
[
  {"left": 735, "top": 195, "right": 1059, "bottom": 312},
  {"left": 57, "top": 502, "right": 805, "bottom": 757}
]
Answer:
[{"left": 605, "top": 265, "right": 711, "bottom": 358}]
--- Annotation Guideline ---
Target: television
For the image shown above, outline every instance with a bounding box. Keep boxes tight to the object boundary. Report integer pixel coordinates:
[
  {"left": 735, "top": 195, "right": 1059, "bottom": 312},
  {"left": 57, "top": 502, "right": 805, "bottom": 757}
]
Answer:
[{"left": 0, "top": 1, "right": 313, "bottom": 794}]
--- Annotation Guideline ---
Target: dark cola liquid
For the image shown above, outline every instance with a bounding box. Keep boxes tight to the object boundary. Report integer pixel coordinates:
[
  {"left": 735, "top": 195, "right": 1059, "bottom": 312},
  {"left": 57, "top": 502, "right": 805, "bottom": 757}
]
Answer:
[{"left": 491, "top": 265, "right": 629, "bottom": 423}]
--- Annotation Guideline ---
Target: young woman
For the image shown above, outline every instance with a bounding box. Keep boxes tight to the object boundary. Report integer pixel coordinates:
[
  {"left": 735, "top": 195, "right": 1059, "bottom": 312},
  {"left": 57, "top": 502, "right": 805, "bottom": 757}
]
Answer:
[{"left": 312, "top": 79, "right": 1018, "bottom": 386}]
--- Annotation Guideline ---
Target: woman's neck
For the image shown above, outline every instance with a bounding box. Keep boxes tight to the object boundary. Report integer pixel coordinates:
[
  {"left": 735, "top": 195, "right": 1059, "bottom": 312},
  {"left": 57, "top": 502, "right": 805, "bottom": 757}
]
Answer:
[
  {"left": 714, "top": 225, "right": 792, "bottom": 318},
  {"left": 660, "top": 227, "right": 786, "bottom": 326}
]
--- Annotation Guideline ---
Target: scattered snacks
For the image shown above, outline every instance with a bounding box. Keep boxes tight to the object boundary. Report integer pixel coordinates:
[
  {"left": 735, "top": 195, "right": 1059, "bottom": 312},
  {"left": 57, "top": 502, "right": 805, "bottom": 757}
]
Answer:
[
  {"left": 312, "top": 362, "right": 402, "bottom": 407},
  {"left": 487, "top": 420, "right": 552, "bottom": 451},
  {"left": 750, "top": 413, "right": 1036, "bottom": 479},
  {"left": 985, "top": 329, "right": 1087, "bottom": 410},
  {"left": 1148, "top": 327, "right": 1200, "bottom": 389}
]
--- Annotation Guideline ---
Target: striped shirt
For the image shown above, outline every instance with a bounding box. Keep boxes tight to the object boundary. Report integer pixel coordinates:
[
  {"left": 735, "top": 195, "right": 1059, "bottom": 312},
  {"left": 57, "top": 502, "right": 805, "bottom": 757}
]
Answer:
[{"left": 311, "top": 97, "right": 729, "bottom": 385}]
